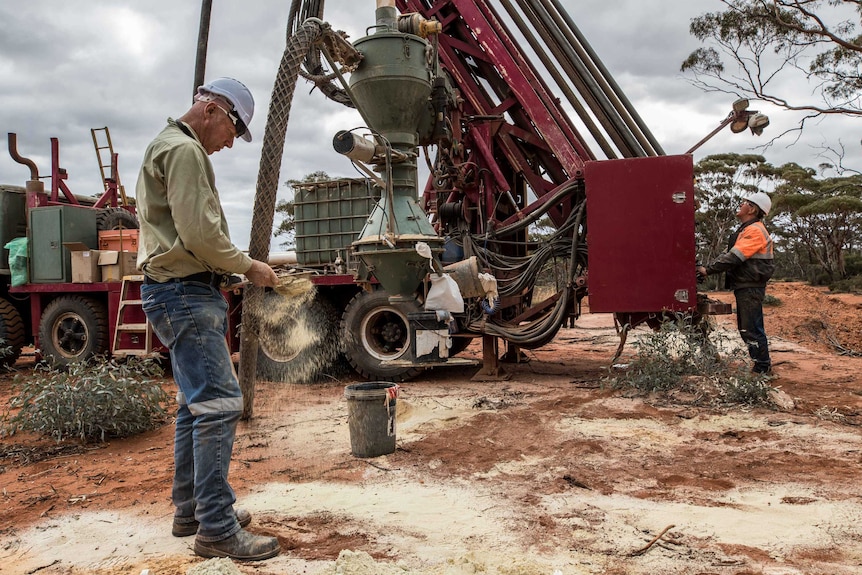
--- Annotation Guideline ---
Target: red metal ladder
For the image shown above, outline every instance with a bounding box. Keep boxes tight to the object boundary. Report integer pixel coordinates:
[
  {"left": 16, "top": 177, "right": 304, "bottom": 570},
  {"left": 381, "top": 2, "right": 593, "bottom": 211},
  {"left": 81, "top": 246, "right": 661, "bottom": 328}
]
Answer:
[
  {"left": 91, "top": 126, "right": 128, "bottom": 205},
  {"left": 113, "top": 275, "right": 154, "bottom": 357}
]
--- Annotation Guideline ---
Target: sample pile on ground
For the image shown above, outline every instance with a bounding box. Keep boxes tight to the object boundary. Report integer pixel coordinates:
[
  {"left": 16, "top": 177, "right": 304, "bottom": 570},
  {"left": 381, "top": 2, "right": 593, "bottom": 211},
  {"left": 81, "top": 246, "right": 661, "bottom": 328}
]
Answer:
[{"left": 186, "top": 557, "right": 242, "bottom": 575}]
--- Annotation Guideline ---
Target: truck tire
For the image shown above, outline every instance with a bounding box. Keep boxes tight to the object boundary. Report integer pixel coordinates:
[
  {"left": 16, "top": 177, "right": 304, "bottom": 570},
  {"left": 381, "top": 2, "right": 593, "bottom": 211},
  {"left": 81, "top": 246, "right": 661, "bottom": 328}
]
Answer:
[
  {"left": 448, "top": 334, "right": 474, "bottom": 356},
  {"left": 0, "top": 298, "right": 25, "bottom": 367},
  {"left": 97, "top": 207, "right": 138, "bottom": 230},
  {"left": 341, "top": 289, "right": 423, "bottom": 382},
  {"left": 256, "top": 291, "right": 343, "bottom": 383},
  {"left": 38, "top": 295, "right": 109, "bottom": 367}
]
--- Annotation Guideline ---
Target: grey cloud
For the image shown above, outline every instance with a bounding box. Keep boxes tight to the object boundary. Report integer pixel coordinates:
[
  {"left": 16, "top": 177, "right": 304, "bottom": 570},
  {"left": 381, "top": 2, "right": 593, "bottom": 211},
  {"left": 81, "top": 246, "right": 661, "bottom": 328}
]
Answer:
[{"left": 1, "top": 0, "right": 859, "bottom": 250}]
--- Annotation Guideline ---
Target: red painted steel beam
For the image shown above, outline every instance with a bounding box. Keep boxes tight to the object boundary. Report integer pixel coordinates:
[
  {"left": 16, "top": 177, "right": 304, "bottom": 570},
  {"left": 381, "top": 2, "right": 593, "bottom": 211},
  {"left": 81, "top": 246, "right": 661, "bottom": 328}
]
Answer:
[
  {"left": 397, "top": 0, "right": 586, "bottom": 231},
  {"left": 449, "top": 0, "right": 587, "bottom": 168}
]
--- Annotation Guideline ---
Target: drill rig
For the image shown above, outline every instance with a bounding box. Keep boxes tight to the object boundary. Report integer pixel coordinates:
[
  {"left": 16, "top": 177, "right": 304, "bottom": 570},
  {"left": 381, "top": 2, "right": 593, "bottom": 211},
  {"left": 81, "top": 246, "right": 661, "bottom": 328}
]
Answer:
[{"left": 250, "top": 0, "right": 713, "bottom": 383}]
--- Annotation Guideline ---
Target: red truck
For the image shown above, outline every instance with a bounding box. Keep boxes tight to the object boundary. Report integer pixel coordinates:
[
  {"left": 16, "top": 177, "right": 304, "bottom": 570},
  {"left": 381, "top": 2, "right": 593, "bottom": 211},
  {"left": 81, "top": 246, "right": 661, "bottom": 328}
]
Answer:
[{"left": 0, "top": 133, "right": 175, "bottom": 368}]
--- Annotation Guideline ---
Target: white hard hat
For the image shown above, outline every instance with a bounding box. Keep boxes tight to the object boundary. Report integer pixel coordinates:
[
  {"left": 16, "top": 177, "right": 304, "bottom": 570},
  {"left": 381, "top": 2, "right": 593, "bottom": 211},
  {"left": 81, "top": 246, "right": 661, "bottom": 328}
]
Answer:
[
  {"left": 197, "top": 77, "right": 254, "bottom": 142},
  {"left": 747, "top": 191, "right": 772, "bottom": 216}
]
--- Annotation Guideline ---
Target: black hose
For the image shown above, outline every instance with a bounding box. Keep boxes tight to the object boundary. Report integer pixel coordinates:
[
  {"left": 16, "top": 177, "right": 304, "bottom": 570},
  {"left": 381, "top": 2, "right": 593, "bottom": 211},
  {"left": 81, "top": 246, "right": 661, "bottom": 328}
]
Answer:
[
  {"left": 288, "top": 0, "right": 354, "bottom": 108},
  {"left": 464, "top": 199, "right": 587, "bottom": 348}
]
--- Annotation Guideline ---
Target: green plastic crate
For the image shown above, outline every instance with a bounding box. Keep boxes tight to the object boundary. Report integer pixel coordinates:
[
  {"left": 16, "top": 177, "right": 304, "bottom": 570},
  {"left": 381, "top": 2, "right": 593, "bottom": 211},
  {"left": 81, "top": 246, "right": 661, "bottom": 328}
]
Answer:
[{"left": 294, "top": 178, "right": 379, "bottom": 267}]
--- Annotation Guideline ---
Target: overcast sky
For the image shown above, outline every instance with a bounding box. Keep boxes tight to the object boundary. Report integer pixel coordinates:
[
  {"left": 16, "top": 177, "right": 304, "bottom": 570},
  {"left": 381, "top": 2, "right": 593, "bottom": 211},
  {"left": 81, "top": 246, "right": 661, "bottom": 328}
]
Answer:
[{"left": 1, "top": 0, "right": 857, "bottom": 251}]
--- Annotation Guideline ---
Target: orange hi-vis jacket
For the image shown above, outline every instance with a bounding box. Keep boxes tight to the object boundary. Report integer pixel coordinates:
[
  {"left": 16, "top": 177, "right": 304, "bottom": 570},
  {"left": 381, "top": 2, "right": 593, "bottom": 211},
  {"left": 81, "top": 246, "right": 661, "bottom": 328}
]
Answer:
[{"left": 705, "top": 219, "right": 774, "bottom": 289}]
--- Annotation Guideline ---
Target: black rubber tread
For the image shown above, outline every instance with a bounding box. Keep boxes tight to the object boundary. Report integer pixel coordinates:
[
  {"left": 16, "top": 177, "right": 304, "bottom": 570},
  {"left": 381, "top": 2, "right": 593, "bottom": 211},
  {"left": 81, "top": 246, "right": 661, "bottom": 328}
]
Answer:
[
  {"left": 0, "top": 297, "right": 25, "bottom": 366},
  {"left": 448, "top": 335, "right": 474, "bottom": 356},
  {"left": 341, "top": 289, "right": 423, "bottom": 382},
  {"left": 38, "top": 295, "right": 109, "bottom": 367},
  {"left": 96, "top": 207, "right": 139, "bottom": 231}
]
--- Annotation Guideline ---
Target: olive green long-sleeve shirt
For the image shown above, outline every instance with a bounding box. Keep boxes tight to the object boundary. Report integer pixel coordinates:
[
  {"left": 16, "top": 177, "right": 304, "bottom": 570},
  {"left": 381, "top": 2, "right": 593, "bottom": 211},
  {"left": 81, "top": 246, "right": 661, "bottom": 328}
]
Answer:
[{"left": 135, "top": 118, "right": 253, "bottom": 282}]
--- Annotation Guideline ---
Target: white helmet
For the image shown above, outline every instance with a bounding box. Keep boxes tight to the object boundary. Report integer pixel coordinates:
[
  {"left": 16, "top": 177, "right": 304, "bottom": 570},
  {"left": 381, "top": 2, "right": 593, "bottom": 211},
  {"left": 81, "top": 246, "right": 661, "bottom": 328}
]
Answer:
[
  {"left": 747, "top": 191, "right": 772, "bottom": 216},
  {"left": 197, "top": 77, "right": 254, "bottom": 142}
]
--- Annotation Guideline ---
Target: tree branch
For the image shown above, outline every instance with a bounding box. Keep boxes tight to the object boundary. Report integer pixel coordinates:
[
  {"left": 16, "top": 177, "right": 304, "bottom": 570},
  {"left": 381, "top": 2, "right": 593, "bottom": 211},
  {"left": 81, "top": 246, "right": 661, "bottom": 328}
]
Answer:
[{"left": 771, "top": 0, "right": 862, "bottom": 53}]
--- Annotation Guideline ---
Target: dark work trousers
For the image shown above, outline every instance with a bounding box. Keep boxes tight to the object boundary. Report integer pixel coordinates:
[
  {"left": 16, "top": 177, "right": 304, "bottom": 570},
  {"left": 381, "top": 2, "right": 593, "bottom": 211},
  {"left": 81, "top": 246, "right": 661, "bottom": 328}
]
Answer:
[{"left": 734, "top": 287, "right": 771, "bottom": 373}]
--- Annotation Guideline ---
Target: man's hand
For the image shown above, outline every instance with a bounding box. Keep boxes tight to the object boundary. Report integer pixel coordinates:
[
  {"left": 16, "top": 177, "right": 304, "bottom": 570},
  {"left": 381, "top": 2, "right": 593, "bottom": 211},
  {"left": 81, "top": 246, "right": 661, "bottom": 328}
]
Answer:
[
  {"left": 245, "top": 259, "right": 279, "bottom": 288},
  {"left": 696, "top": 265, "right": 707, "bottom": 283}
]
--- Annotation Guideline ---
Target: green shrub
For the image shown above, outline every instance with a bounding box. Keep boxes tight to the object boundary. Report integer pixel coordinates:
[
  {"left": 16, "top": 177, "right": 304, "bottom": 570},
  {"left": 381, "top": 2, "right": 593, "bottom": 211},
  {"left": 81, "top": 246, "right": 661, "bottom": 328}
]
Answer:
[
  {"left": 843, "top": 254, "right": 862, "bottom": 277},
  {"left": 828, "top": 274, "right": 862, "bottom": 295},
  {"left": 610, "top": 315, "right": 774, "bottom": 408},
  {"left": 719, "top": 375, "right": 772, "bottom": 405},
  {"left": 2, "top": 357, "right": 169, "bottom": 443},
  {"left": 763, "top": 293, "right": 782, "bottom": 307}
]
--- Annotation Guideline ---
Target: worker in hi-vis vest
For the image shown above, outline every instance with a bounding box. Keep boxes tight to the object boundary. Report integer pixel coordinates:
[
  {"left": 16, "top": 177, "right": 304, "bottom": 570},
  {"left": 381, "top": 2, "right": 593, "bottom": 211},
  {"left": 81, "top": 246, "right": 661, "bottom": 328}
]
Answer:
[{"left": 697, "top": 192, "right": 775, "bottom": 375}]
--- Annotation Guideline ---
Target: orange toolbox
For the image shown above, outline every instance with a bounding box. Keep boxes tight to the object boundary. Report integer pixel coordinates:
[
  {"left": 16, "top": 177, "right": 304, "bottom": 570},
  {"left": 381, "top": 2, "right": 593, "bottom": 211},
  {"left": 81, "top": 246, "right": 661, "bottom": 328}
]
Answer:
[{"left": 98, "top": 229, "right": 139, "bottom": 252}]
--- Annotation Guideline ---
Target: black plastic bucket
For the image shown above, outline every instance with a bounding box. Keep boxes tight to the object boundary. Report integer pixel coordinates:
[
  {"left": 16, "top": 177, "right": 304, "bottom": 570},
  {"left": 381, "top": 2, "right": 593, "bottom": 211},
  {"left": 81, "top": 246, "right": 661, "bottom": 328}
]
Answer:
[{"left": 344, "top": 382, "right": 398, "bottom": 458}]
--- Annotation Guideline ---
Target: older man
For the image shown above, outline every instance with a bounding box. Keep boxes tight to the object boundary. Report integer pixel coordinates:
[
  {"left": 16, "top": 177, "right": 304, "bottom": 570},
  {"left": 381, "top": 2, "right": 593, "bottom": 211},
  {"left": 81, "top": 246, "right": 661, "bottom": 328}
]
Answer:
[{"left": 136, "top": 77, "right": 280, "bottom": 561}]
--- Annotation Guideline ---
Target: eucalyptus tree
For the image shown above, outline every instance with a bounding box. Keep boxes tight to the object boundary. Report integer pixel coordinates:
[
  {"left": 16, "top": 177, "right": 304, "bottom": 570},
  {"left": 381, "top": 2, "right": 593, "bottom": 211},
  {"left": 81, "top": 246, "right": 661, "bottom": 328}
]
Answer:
[
  {"left": 765, "top": 162, "right": 862, "bottom": 280},
  {"left": 682, "top": 1, "right": 862, "bottom": 147}
]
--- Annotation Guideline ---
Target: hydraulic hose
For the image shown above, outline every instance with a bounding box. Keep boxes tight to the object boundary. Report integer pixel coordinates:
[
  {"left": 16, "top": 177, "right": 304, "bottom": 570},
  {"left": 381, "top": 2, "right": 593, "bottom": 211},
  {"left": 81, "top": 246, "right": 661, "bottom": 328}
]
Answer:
[
  {"left": 238, "top": 18, "right": 327, "bottom": 418},
  {"left": 473, "top": 180, "right": 582, "bottom": 240},
  {"left": 466, "top": 204, "right": 582, "bottom": 297},
  {"left": 288, "top": 0, "right": 354, "bottom": 107},
  {"left": 465, "top": 199, "right": 587, "bottom": 348}
]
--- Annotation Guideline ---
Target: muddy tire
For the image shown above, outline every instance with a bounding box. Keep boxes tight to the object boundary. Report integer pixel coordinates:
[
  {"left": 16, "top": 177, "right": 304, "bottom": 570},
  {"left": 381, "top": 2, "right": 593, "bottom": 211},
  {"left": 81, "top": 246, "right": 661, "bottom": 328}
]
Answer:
[
  {"left": 341, "top": 289, "right": 423, "bottom": 382},
  {"left": 256, "top": 292, "right": 344, "bottom": 383},
  {"left": 38, "top": 296, "right": 109, "bottom": 367},
  {"left": 97, "top": 207, "right": 138, "bottom": 230},
  {"left": 0, "top": 298, "right": 25, "bottom": 367}
]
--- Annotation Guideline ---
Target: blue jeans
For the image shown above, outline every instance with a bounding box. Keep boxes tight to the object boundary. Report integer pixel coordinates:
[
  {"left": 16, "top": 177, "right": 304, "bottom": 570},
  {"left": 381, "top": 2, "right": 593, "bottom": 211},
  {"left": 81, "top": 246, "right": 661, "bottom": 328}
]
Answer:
[
  {"left": 141, "top": 280, "right": 243, "bottom": 542},
  {"left": 734, "top": 287, "right": 771, "bottom": 373}
]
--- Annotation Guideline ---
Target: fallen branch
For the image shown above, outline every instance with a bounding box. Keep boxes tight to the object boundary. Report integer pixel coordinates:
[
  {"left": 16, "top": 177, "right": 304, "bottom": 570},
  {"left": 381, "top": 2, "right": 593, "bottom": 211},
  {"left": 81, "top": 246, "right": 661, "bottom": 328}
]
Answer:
[
  {"left": 363, "top": 460, "right": 396, "bottom": 471},
  {"left": 629, "top": 524, "right": 676, "bottom": 557},
  {"left": 827, "top": 333, "right": 862, "bottom": 357},
  {"left": 562, "top": 474, "right": 591, "bottom": 490},
  {"left": 27, "top": 560, "right": 60, "bottom": 574}
]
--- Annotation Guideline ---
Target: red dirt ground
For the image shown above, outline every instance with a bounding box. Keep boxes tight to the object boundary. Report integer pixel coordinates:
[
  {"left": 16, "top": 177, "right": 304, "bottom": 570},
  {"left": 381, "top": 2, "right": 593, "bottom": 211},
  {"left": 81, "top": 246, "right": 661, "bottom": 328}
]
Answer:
[{"left": 1, "top": 281, "right": 861, "bottom": 575}]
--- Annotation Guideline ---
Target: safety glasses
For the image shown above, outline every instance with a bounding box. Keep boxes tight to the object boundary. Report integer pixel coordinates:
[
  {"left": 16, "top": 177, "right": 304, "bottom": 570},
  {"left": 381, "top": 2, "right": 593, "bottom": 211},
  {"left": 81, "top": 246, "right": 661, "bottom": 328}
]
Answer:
[{"left": 215, "top": 104, "right": 248, "bottom": 139}]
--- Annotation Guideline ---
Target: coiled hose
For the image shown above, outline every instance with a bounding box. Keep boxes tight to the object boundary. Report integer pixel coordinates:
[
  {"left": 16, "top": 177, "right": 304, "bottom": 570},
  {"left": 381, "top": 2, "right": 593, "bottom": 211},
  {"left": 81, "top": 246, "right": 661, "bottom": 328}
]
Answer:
[{"left": 466, "top": 201, "right": 587, "bottom": 349}]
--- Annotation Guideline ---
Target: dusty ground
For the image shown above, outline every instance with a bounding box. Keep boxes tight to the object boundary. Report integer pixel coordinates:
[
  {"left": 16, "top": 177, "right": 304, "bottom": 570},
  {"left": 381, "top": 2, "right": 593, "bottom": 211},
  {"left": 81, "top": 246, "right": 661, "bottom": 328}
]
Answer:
[{"left": 2, "top": 281, "right": 862, "bottom": 575}]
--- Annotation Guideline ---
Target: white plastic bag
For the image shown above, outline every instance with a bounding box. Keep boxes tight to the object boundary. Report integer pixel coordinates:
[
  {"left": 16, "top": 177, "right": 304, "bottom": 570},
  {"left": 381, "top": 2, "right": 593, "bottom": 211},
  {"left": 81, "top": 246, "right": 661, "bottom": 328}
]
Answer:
[
  {"left": 477, "top": 272, "right": 498, "bottom": 303},
  {"left": 415, "top": 241, "right": 433, "bottom": 261},
  {"left": 425, "top": 273, "right": 464, "bottom": 313}
]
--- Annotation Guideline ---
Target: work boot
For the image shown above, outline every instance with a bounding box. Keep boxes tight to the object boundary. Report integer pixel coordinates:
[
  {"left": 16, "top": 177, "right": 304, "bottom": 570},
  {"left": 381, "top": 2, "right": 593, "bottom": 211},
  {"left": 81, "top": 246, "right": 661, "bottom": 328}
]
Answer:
[
  {"left": 194, "top": 528, "right": 280, "bottom": 561},
  {"left": 172, "top": 508, "right": 252, "bottom": 537}
]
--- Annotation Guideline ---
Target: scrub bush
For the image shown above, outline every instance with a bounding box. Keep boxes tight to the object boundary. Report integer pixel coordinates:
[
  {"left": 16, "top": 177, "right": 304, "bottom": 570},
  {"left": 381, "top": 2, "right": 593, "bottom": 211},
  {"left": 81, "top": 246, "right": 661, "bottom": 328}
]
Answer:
[
  {"left": 2, "top": 357, "right": 168, "bottom": 442},
  {"left": 763, "top": 293, "right": 782, "bottom": 307},
  {"left": 610, "top": 316, "right": 774, "bottom": 407}
]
